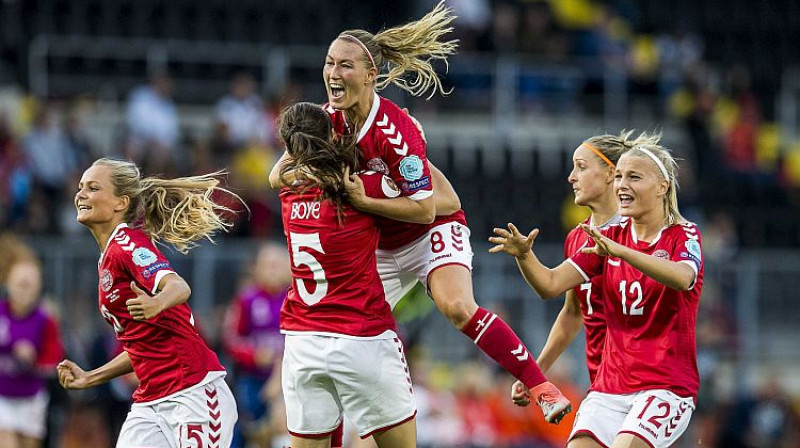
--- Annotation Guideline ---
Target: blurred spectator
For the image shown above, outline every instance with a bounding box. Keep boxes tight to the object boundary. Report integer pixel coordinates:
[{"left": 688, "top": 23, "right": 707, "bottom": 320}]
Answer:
[
  {"left": 0, "top": 257, "right": 64, "bottom": 448},
  {"left": 125, "top": 71, "right": 180, "bottom": 174},
  {"left": 718, "top": 377, "right": 800, "bottom": 448},
  {"left": 0, "top": 113, "right": 32, "bottom": 230},
  {"left": 223, "top": 242, "right": 291, "bottom": 448},
  {"left": 214, "top": 72, "right": 268, "bottom": 152},
  {"left": 21, "top": 105, "right": 80, "bottom": 233}
]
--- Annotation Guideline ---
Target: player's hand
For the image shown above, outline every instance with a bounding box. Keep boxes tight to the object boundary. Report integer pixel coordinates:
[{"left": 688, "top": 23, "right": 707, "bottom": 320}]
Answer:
[
  {"left": 57, "top": 359, "right": 91, "bottom": 390},
  {"left": 488, "top": 223, "right": 538, "bottom": 258},
  {"left": 402, "top": 107, "right": 426, "bottom": 143},
  {"left": 580, "top": 224, "right": 623, "bottom": 257},
  {"left": 511, "top": 380, "right": 532, "bottom": 406},
  {"left": 343, "top": 166, "right": 368, "bottom": 210},
  {"left": 126, "top": 282, "right": 162, "bottom": 321}
]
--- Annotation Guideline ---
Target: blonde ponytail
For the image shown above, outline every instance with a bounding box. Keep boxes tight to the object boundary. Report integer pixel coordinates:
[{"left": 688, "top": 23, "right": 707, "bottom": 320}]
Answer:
[
  {"left": 339, "top": 1, "right": 458, "bottom": 98},
  {"left": 93, "top": 158, "right": 242, "bottom": 253}
]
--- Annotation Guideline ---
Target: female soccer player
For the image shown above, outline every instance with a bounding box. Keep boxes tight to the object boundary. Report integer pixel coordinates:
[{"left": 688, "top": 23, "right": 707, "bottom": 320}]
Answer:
[
  {"left": 58, "top": 158, "right": 238, "bottom": 448},
  {"left": 0, "top": 257, "right": 63, "bottom": 448},
  {"left": 490, "top": 142, "right": 703, "bottom": 448},
  {"left": 278, "top": 102, "right": 416, "bottom": 448},
  {"left": 271, "top": 0, "right": 571, "bottom": 424},
  {"left": 511, "top": 132, "right": 660, "bottom": 404}
]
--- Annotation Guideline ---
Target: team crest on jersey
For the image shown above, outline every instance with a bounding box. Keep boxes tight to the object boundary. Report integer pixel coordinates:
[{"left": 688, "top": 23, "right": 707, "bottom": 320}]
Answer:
[
  {"left": 652, "top": 249, "right": 670, "bottom": 259},
  {"left": 100, "top": 269, "right": 113, "bottom": 292},
  {"left": 131, "top": 247, "right": 158, "bottom": 267},
  {"left": 367, "top": 158, "right": 389, "bottom": 175},
  {"left": 399, "top": 155, "right": 423, "bottom": 181}
]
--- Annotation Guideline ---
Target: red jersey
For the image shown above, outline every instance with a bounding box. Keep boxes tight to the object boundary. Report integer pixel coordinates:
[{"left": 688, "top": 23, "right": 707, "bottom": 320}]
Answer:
[
  {"left": 568, "top": 219, "right": 703, "bottom": 400},
  {"left": 563, "top": 215, "right": 620, "bottom": 384},
  {"left": 97, "top": 224, "right": 224, "bottom": 403},
  {"left": 280, "top": 171, "right": 398, "bottom": 337},
  {"left": 326, "top": 93, "right": 467, "bottom": 250}
]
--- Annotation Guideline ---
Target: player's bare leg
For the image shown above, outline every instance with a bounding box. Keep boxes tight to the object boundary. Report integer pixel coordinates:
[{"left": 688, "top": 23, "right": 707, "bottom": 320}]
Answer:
[
  {"left": 611, "top": 433, "right": 651, "bottom": 448},
  {"left": 428, "top": 265, "right": 571, "bottom": 424},
  {"left": 288, "top": 435, "right": 332, "bottom": 448},
  {"left": 371, "top": 418, "right": 416, "bottom": 448},
  {"left": 0, "top": 431, "right": 19, "bottom": 448},
  {"left": 569, "top": 435, "right": 606, "bottom": 448}
]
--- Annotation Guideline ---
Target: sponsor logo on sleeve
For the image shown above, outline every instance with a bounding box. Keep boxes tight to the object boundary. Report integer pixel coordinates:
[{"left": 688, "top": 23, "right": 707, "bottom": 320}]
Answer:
[
  {"left": 141, "top": 261, "right": 171, "bottom": 279},
  {"left": 683, "top": 239, "right": 702, "bottom": 267},
  {"left": 381, "top": 176, "right": 401, "bottom": 198},
  {"left": 401, "top": 176, "right": 431, "bottom": 193},
  {"left": 399, "top": 155, "right": 424, "bottom": 181},
  {"left": 100, "top": 269, "right": 113, "bottom": 292},
  {"left": 131, "top": 247, "right": 159, "bottom": 267}
]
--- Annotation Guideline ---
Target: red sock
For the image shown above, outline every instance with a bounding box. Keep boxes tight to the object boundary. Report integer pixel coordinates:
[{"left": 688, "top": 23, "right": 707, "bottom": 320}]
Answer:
[{"left": 461, "top": 307, "right": 547, "bottom": 389}]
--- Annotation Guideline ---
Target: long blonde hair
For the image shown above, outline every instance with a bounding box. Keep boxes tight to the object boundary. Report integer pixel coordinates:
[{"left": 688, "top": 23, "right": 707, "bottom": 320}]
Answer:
[
  {"left": 338, "top": 0, "right": 458, "bottom": 99},
  {"left": 620, "top": 143, "right": 686, "bottom": 226},
  {"left": 93, "top": 158, "right": 241, "bottom": 253}
]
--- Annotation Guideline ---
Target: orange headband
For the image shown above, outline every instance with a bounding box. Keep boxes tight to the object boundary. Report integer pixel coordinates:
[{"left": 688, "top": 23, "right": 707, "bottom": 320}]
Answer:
[
  {"left": 339, "top": 34, "right": 376, "bottom": 70},
  {"left": 582, "top": 142, "right": 615, "bottom": 168}
]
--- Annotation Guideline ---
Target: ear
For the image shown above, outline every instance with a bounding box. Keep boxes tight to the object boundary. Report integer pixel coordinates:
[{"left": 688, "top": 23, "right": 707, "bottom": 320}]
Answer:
[
  {"left": 657, "top": 179, "right": 670, "bottom": 197},
  {"left": 605, "top": 165, "right": 616, "bottom": 184},
  {"left": 115, "top": 195, "right": 130, "bottom": 213},
  {"left": 365, "top": 67, "right": 378, "bottom": 84}
]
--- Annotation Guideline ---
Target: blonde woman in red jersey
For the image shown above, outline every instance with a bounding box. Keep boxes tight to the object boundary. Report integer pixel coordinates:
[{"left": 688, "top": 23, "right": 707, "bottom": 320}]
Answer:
[
  {"left": 270, "top": 1, "right": 571, "bottom": 424},
  {"left": 58, "top": 158, "right": 239, "bottom": 448},
  {"left": 490, "top": 142, "right": 703, "bottom": 448},
  {"left": 509, "top": 132, "right": 657, "bottom": 399}
]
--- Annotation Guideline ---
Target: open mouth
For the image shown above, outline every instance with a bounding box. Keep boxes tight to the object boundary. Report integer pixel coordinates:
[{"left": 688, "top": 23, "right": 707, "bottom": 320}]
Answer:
[
  {"left": 329, "top": 83, "right": 345, "bottom": 100},
  {"left": 77, "top": 205, "right": 92, "bottom": 211},
  {"left": 619, "top": 194, "right": 633, "bottom": 207}
]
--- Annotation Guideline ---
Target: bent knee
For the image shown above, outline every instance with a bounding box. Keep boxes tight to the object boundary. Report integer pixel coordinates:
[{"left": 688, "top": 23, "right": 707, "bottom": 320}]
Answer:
[{"left": 434, "top": 297, "right": 478, "bottom": 329}]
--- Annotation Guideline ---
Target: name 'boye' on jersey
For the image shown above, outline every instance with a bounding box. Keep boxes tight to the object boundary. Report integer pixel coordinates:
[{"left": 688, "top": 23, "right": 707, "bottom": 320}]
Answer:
[
  {"left": 325, "top": 93, "right": 466, "bottom": 251},
  {"left": 97, "top": 224, "right": 224, "bottom": 403},
  {"left": 568, "top": 219, "right": 704, "bottom": 400},
  {"left": 279, "top": 171, "right": 399, "bottom": 337}
]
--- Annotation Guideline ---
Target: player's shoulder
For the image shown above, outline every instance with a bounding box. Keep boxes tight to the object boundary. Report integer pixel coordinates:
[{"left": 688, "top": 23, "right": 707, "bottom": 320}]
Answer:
[
  {"left": 108, "top": 226, "right": 162, "bottom": 263},
  {"left": 665, "top": 221, "right": 702, "bottom": 241}
]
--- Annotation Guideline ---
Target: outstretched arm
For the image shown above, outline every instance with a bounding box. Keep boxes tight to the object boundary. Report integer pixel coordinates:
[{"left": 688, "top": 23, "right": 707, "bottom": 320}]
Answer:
[
  {"left": 489, "top": 223, "right": 584, "bottom": 299},
  {"left": 581, "top": 224, "right": 696, "bottom": 290},
  {"left": 58, "top": 351, "right": 134, "bottom": 390}
]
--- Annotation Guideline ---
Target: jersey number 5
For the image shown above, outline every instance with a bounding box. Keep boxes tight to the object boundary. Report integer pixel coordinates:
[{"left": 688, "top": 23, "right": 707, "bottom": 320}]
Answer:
[{"left": 289, "top": 232, "right": 328, "bottom": 306}]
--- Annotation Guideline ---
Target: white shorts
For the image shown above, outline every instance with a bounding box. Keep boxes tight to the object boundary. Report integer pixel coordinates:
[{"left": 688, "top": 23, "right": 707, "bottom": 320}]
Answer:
[
  {"left": 0, "top": 390, "right": 49, "bottom": 438},
  {"left": 116, "top": 376, "right": 238, "bottom": 448},
  {"left": 282, "top": 333, "right": 416, "bottom": 439},
  {"left": 378, "top": 222, "right": 473, "bottom": 309},
  {"left": 570, "top": 389, "right": 695, "bottom": 448}
]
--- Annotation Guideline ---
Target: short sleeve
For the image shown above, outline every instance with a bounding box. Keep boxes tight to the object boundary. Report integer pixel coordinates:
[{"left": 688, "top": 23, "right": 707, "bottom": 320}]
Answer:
[
  {"left": 359, "top": 171, "right": 402, "bottom": 200},
  {"left": 670, "top": 224, "right": 703, "bottom": 283},
  {"left": 380, "top": 114, "right": 432, "bottom": 201},
  {"left": 117, "top": 233, "right": 175, "bottom": 294}
]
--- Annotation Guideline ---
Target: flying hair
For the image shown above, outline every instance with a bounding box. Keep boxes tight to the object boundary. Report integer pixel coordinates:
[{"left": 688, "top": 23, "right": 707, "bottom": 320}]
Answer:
[{"left": 338, "top": 0, "right": 458, "bottom": 99}]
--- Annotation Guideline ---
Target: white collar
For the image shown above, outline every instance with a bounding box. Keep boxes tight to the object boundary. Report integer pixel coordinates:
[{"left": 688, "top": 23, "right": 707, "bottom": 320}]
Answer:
[
  {"left": 630, "top": 223, "right": 667, "bottom": 247},
  {"left": 356, "top": 91, "right": 381, "bottom": 143},
  {"left": 99, "top": 223, "right": 129, "bottom": 267}
]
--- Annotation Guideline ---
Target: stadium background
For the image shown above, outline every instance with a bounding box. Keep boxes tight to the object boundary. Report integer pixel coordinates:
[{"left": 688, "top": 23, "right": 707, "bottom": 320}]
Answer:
[{"left": 1, "top": 0, "right": 800, "bottom": 446}]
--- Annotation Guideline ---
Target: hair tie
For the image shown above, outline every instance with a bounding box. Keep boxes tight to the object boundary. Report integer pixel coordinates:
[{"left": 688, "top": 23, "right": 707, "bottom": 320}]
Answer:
[
  {"left": 582, "top": 142, "right": 615, "bottom": 168},
  {"left": 339, "top": 34, "right": 376, "bottom": 70}
]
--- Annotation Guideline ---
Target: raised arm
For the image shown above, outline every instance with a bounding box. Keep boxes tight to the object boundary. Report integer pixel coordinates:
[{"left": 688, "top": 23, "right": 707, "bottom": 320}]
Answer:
[
  {"left": 344, "top": 167, "right": 436, "bottom": 224},
  {"left": 581, "top": 225, "right": 696, "bottom": 290},
  {"left": 429, "top": 162, "right": 461, "bottom": 216},
  {"left": 269, "top": 151, "right": 292, "bottom": 189},
  {"left": 489, "top": 223, "right": 584, "bottom": 299}
]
